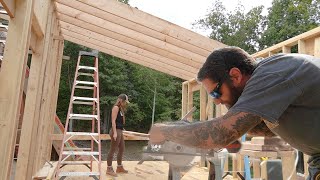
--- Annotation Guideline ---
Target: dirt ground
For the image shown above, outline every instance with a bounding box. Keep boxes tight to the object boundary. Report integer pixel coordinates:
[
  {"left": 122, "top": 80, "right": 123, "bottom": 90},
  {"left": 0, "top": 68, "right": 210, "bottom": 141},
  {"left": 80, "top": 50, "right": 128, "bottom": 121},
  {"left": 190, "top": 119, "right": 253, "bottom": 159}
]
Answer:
[{"left": 75, "top": 140, "right": 148, "bottom": 161}]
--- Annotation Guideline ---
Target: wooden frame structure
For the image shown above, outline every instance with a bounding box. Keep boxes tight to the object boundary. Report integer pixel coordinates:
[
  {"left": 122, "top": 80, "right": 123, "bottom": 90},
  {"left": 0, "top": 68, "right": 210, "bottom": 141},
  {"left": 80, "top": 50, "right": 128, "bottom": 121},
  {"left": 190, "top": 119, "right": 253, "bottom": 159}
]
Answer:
[
  {"left": 0, "top": 0, "right": 226, "bottom": 179},
  {"left": 0, "top": 0, "right": 319, "bottom": 179}
]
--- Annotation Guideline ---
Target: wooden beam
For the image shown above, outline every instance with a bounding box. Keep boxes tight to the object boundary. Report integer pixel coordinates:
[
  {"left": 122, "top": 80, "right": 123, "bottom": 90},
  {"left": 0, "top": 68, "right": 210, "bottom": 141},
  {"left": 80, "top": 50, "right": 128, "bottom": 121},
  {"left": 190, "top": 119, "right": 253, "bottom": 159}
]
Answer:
[
  {"left": 31, "top": 12, "right": 44, "bottom": 38},
  {"left": 315, "top": 37, "right": 320, "bottom": 58},
  {"left": 51, "top": 133, "right": 149, "bottom": 141},
  {"left": 207, "top": 95, "right": 213, "bottom": 119},
  {"left": 253, "top": 26, "right": 320, "bottom": 57},
  {"left": 56, "top": 0, "right": 214, "bottom": 58},
  {"left": 29, "top": 30, "right": 37, "bottom": 53},
  {"left": 298, "top": 40, "right": 306, "bottom": 54},
  {"left": 55, "top": 4, "right": 204, "bottom": 68},
  {"left": 33, "top": 0, "right": 50, "bottom": 37},
  {"left": 57, "top": 0, "right": 226, "bottom": 52},
  {"left": 187, "top": 82, "right": 193, "bottom": 121},
  {"left": 0, "top": 0, "right": 15, "bottom": 17},
  {"left": 282, "top": 46, "right": 291, "bottom": 53},
  {"left": 15, "top": 3, "right": 54, "bottom": 178},
  {"left": 63, "top": 34, "right": 192, "bottom": 80},
  {"left": 181, "top": 82, "right": 188, "bottom": 118},
  {"left": 60, "top": 21, "right": 199, "bottom": 74},
  {"left": 0, "top": 0, "right": 33, "bottom": 178}
]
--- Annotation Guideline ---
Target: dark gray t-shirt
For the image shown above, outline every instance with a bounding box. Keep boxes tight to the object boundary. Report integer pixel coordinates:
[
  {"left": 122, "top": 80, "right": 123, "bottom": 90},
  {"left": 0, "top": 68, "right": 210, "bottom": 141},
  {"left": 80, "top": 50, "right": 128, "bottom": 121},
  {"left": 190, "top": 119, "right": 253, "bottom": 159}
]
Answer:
[{"left": 230, "top": 53, "right": 320, "bottom": 156}]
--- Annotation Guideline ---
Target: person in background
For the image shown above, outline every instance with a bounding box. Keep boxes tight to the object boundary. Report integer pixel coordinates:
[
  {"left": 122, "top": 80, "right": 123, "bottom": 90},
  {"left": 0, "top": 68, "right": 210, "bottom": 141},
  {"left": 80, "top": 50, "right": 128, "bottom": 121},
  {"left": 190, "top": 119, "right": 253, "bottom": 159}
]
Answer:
[{"left": 106, "top": 94, "right": 130, "bottom": 177}]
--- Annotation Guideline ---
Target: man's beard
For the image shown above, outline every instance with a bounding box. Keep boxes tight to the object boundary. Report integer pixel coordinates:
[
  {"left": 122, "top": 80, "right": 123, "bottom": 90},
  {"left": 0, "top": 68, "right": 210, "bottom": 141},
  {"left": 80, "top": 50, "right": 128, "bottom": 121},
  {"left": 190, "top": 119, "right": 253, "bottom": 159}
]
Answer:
[{"left": 225, "top": 82, "right": 243, "bottom": 109}]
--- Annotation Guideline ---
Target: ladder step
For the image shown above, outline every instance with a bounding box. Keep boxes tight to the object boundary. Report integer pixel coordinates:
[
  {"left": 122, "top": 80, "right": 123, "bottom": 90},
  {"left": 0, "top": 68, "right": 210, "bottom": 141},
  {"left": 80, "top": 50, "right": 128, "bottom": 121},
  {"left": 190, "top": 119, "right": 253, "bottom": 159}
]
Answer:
[
  {"left": 75, "top": 80, "right": 96, "bottom": 86},
  {"left": 69, "top": 114, "right": 98, "bottom": 120},
  {"left": 63, "top": 151, "right": 99, "bottom": 156},
  {"left": 73, "top": 96, "right": 97, "bottom": 102},
  {"left": 61, "top": 161, "right": 91, "bottom": 165},
  {"left": 78, "top": 66, "right": 97, "bottom": 71},
  {"left": 75, "top": 85, "right": 94, "bottom": 90},
  {"left": 73, "top": 101, "right": 94, "bottom": 105},
  {"left": 75, "top": 80, "right": 97, "bottom": 86},
  {"left": 66, "top": 132, "right": 99, "bottom": 136},
  {"left": 58, "top": 171, "right": 100, "bottom": 177},
  {"left": 78, "top": 72, "right": 94, "bottom": 77},
  {"left": 64, "top": 147, "right": 92, "bottom": 151}
]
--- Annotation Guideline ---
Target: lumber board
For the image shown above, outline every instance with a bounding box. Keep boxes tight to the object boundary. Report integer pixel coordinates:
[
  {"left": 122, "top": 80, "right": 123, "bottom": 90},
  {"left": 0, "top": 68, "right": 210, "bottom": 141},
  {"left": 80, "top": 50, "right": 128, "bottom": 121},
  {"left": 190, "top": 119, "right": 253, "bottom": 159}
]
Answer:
[
  {"left": 315, "top": 37, "right": 320, "bottom": 58},
  {"left": 58, "top": 0, "right": 226, "bottom": 52},
  {"left": 63, "top": 34, "right": 193, "bottom": 80},
  {"left": 60, "top": 22, "right": 199, "bottom": 74},
  {"left": 56, "top": 13, "right": 203, "bottom": 70},
  {"left": 181, "top": 82, "right": 188, "bottom": 118},
  {"left": 55, "top": 3, "right": 205, "bottom": 65},
  {"left": 187, "top": 82, "right": 193, "bottom": 121},
  {"left": 0, "top": 0, "right": 33, "bottom": 178},
  {"left": 60, "top": 29, "right": 195, "bottom": 78},
  {"left": 0, "top": 0, "right": 14, "bottom": 17},
  {"left": 51, "top": 133, "right": 149, "bottom": 141},
  {"left": 253, "top": 26, "right": 320, "bottom": 57},
  {"left": 56, "top": 0, "right": 213, "bottom": 58}
]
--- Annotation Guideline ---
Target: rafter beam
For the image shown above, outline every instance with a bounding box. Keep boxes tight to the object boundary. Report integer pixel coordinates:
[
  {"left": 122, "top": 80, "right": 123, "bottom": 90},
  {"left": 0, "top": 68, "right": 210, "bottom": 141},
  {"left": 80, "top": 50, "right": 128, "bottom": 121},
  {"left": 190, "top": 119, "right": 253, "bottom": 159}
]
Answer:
[
  {"left": 55, "top": 3, "right": 205, "bottom": 67},
  {"left": 60, "top": 21, "right": 199, "bottom": 74},
  {"left": 56, "top": 0, "right": 217, "bottom": 57},
  {"left": 0, "top": 0, "right": 14, "bottom": 17},
  {"left": 63, "top": 34, "right": 193, "bottom": 80}
]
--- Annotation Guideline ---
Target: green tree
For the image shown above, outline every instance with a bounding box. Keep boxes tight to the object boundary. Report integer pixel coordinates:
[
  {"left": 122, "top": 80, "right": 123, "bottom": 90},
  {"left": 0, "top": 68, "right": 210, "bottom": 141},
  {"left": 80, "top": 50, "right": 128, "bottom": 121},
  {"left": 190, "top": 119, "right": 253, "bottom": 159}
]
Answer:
[
  {"left": 259, "top": 0, "right": 320, "bottom": 50},
  {"left": 193, "top": 0, "right": 265, "bottom": 53}
]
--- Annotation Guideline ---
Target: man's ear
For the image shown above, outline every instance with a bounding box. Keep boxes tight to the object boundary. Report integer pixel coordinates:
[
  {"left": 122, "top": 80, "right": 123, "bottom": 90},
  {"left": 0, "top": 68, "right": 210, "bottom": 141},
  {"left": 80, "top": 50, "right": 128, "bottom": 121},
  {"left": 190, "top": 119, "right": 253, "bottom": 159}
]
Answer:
[{"left": 229, "top": 67, "right": 242, "bottom": 86}]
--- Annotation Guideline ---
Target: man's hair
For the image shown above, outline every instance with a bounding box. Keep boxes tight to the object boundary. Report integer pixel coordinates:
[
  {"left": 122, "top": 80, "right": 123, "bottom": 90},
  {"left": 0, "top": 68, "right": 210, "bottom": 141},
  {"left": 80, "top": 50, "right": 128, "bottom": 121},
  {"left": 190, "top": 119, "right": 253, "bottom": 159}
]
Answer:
[{"left": 197, "top": 47, "right": 256, "bottom": 82}]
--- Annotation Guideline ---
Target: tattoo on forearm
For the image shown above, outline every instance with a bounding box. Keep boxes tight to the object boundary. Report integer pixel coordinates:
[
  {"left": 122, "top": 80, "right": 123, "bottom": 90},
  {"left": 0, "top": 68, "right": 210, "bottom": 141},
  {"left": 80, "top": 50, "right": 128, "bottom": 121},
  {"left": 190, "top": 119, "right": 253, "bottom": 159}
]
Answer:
[
  {"left": 247, "top": 122, "right": 276, "bottom": 137},
  {"left": 161, "top": 111, "right": 262, "bottom": 149}
]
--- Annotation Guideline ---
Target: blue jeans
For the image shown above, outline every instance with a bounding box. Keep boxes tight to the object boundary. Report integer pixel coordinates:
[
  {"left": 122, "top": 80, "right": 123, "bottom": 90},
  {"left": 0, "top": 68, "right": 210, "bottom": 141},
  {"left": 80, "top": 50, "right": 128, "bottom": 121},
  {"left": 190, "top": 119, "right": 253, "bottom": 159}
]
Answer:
[{"left": 307, "top": 154, "right": 320, "bottom": 180}]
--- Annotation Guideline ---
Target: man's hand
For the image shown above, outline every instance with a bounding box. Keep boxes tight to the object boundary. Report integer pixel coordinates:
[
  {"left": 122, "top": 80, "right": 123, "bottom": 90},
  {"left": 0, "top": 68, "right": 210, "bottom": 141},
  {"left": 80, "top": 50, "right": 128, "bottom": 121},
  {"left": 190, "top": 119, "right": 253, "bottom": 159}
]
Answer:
[{"left": 148, "top": 124, "right": 166, "bottom": 144}]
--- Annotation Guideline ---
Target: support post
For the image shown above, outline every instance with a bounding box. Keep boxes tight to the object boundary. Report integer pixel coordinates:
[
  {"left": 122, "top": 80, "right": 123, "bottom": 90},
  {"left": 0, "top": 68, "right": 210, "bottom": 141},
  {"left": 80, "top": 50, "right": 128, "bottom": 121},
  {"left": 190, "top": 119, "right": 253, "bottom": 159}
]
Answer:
[{"left": 0, "top": 0, "right": 33, "bottom": 178}]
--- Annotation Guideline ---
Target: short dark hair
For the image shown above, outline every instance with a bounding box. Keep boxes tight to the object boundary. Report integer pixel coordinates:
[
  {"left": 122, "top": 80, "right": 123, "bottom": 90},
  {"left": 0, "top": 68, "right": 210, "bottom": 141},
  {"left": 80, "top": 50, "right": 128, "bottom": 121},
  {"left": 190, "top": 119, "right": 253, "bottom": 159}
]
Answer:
[{"left": 197, "top": 47, "right": 256, "bottom": 82}]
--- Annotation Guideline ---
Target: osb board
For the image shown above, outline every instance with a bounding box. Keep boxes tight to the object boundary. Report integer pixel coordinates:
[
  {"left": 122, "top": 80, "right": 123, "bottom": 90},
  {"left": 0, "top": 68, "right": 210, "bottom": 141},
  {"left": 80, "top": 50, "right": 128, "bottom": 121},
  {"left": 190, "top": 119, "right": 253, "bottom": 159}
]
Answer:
[{"left": 56, "top": 161, "right": 169, "bottom": 180}]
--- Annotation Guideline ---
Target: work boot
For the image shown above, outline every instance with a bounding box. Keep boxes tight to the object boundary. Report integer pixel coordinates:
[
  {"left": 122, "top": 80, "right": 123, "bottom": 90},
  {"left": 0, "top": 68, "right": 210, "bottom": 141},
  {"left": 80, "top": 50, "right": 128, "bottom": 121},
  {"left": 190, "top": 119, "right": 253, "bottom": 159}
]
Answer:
[
  {"left": 106, "top": 166, "right": 117, "bottom": 177},
  {"left": 116, "top": 165, "right": 128, "bottom": 173}
]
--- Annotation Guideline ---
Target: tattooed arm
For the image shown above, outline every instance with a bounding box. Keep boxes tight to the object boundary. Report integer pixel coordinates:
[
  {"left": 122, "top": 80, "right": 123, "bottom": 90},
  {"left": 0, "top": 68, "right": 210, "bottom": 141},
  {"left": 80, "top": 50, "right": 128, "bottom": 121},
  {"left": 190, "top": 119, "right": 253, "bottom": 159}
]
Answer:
[
  {"left": 247, "top": 121, "right": 276, "bottom": 137},
  {"left": 149, "top": 110, "right": 262, "bottom": 149}
]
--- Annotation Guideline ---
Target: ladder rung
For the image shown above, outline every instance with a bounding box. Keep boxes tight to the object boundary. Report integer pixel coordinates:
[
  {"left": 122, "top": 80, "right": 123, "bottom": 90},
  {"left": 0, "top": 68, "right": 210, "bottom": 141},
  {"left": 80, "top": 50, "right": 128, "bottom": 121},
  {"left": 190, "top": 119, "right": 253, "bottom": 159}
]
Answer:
[
  {"left": 58, "top": 172, "right": 100, "bottom": 177},
  {"left": 78, "top": 66, "right": 97, "bottom": 71},
  {"left": 69, "top": 114, "right": 98, "bottom": 120},
  {"left": 61, "top": 161, "right": 91, "bottom": 165},
  {"left": 75, "top": 85, "right": 94, "bottom": 90},
  {"left": 73, "top": 96, "right": 97, "bottom": 102},
  {"left": 75, "top": 81, "right": 96, "bottom": 86},
  {"left": 78, "top": 72, "right": 94, "bottom": 77},
  {"left": 73, "top": 101, "right": 94, "bottom": 105},
  {"left": 66, "top": 132, "right": 99, "bottom": 136},
  {"left": 64, "top": 147, "right": 92, "bottom": 151},
  {"left": 63, "top": 151, "right": 99, "bottom": 156}
]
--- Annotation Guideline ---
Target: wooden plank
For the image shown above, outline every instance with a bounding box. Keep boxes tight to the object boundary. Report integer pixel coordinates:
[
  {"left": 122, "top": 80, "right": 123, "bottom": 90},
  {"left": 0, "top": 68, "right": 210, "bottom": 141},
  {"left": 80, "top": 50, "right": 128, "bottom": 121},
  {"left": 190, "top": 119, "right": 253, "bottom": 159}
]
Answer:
[
  {"left": 60, "top": 21, "right": 199, "bottom": 74},
  {"left": 298, "top": 40, "right": 306, "bottom": 54},
  {"left": 181, "top": 82, "right": 188, "bottom": 118},
  {"left": 207, "top": 95, "right": 213, "bottom": 119},
  {"left": 32, "top": 13, "right": 57, "bottom": 174},
  {"left": 187, "top": 82, "right": 194, "bottom": 121},
  {"left": 0, "top": 0, "right": 33, "bottom": 178},
  {"left": 58, "top": 0, "right": 226, "bottom": 52},
  {"left": 33, "top": 0, "right": 50, "bottom": 37},
  {"left": 253, "top": 26, "right": 320, "bottom": 57},
  {"left": 315, "top": 37, "right": 320, "bottom": 58},
  {"left": 0, "top": 0, "right": 14, "bottom": 17},
  {"left": 55, "top": 3, "right": 206, "bottom": 65},
  {"left": 199, "top": 85, "right": 207, "bottom": 167},
  {"left": 51, "top": 133, "right": 149, "bottom": 141},
  {"left": 29, "top": 30, "right": 38, "bottom": 53},
  {"left": 56, "top": 0, "right": 213, "bottom": 58},
  {"left": 57, "top": 15, "right": 202, "bottom": 70},
  {"left": 282, "top": 46, "right": 291, "bottom": 53},
  {"left": 32, "top": 12, "right": 44, "bottom": 38},
  {"left": 281, "top": 151, "right": 297, "bottom": 180},
  {"left": 63, "top": 34, "right": 193, "bottom": 80}
]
